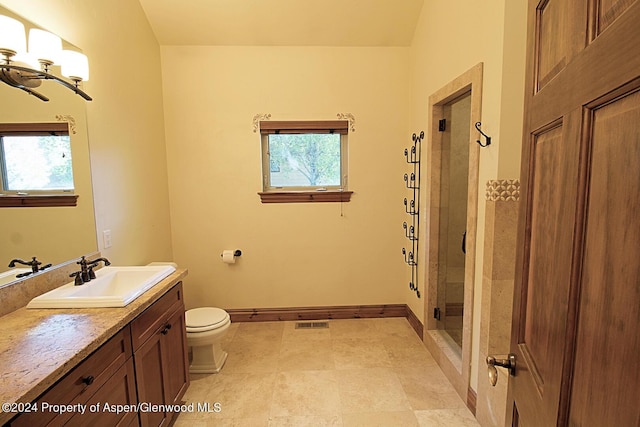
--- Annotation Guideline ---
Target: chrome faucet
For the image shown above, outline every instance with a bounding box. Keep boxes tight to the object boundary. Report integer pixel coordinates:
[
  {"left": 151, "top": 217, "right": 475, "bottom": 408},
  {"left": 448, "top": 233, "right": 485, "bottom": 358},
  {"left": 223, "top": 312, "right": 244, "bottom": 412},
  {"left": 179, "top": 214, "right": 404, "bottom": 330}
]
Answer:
[
  {"left": 70, "top": 256, "right": 111, "bottom": 286},
  {"left": 8, "top": 256, "right": 52, "bottom": 277}
]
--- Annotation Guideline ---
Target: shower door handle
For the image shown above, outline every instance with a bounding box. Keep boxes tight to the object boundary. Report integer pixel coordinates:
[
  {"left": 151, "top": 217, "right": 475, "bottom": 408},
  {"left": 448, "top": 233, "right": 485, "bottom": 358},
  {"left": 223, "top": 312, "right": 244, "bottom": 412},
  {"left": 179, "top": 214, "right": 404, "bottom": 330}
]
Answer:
[{"left": 461, "top": 231, "right": 466, "bottom": 254}]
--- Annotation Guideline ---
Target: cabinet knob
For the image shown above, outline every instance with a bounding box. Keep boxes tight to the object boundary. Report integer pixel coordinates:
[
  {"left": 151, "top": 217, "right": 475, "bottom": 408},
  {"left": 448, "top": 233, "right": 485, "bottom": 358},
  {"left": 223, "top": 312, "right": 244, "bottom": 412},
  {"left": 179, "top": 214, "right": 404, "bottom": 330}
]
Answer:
[
  {"left": 161, "top": 323, "right": 172, "bottom": 335},
  {"left": 82, "top": 375, "right": 95, "bottom": 385}
]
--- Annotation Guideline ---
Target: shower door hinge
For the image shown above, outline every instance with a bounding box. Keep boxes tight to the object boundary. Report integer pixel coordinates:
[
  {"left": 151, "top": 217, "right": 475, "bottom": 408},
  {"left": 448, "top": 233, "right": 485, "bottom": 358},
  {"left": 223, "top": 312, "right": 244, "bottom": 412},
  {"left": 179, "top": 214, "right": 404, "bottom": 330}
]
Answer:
[
  {"left": 438, "top": 119, "right": 446, "bottom": 132},
  {"left": 433, "top": 307, "right": 442, "bottom": 320}
]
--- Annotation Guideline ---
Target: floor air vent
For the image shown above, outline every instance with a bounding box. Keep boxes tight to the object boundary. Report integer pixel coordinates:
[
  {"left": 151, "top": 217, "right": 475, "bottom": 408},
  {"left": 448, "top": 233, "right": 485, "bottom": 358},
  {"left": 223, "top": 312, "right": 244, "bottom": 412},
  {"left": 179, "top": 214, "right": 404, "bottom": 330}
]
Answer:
[{"left": 295, "top": 322, "right": 329, "bottom": 329}]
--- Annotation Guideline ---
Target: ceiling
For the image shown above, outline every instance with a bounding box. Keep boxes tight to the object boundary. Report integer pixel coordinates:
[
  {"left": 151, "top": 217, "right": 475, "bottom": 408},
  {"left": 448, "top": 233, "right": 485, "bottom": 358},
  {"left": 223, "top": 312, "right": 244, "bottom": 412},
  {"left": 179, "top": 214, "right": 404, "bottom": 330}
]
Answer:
[{"left": 138, "top": 0, "right": 424, "bottom": 47}]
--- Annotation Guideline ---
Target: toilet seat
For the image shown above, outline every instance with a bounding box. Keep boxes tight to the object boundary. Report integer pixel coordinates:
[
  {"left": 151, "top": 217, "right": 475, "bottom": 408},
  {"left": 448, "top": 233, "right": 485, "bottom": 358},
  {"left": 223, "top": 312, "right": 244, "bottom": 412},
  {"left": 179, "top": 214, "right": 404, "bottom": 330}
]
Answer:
[{"left": 186, "top": 307, "right": 230, "bottom": 333}]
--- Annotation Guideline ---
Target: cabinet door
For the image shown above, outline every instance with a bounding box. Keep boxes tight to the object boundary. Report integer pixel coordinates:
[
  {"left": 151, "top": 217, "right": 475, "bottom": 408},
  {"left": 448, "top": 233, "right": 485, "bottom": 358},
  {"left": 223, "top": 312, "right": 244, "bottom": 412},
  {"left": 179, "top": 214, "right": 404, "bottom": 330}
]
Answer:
[
  {"left": 131, "top": 284, "right": 184, "bottom": 349},
  {"left": 134, "top": 307, "right": 189, "bottom": 427},
  {"left": 162, "top": 308, "right": 189, "bottom": 406},
  {"left": 134, "top": 330, "right": 169, "bottom": 427}
]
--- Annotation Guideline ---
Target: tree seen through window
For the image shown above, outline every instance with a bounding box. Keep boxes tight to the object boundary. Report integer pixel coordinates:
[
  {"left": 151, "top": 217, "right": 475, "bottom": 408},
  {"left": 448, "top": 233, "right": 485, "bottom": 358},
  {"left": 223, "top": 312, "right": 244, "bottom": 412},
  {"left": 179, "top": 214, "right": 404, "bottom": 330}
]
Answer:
[{"left": 268, "top": 133, "right": 341, "bottom": 187}]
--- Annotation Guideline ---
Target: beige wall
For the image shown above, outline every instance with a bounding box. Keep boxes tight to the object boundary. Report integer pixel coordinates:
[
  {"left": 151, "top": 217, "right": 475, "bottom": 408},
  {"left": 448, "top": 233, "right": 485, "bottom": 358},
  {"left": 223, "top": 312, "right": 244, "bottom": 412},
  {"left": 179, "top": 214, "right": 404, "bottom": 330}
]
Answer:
[
  {"left": 0, "top": 0, "right": 174, "bottom": 265},
  {"left": 1, "top": 1, "right": 529, "bottom": 420},
  {"left": 410, "top": 0, "right": 504, "bottom": 323},
  {"left": 409, "top": 0, "right": 527, "bottom": 398},
  {"left": 161, "top": 46, "right": 412, "bottom": 310}
]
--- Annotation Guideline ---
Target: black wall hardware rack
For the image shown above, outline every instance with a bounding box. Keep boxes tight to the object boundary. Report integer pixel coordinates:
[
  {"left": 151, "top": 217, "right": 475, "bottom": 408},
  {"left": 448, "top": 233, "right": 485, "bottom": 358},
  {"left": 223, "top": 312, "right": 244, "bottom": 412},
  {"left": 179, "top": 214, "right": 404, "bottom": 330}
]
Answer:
[{"left": 402, "top": 131, "right": 423, "bottom": 298}]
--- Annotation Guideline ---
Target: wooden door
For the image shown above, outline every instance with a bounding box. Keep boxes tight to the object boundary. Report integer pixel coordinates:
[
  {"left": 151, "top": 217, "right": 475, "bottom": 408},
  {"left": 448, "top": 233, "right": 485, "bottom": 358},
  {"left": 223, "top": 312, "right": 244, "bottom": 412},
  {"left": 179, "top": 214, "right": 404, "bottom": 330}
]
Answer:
[{"left": 509, "top": 1, "right": 640, "bottom": 426}]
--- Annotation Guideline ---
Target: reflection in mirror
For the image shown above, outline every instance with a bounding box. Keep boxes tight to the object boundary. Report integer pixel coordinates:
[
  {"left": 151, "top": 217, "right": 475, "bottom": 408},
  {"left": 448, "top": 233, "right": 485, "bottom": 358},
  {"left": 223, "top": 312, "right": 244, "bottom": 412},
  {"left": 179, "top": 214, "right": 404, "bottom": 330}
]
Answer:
[
  {"left": 0, "top": 122, "right": 75, "bottom": 200},
  {"left": 0, "top": 5, "right": 97, "bottom": 287}
]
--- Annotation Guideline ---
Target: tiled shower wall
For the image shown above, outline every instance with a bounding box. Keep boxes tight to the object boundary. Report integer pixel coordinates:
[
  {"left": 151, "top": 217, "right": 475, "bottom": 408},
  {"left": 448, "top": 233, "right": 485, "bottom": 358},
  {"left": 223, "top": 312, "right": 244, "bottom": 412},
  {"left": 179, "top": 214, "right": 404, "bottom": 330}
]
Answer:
[{"left": 476, "top": 179, "right": 519, "bottom": 427}]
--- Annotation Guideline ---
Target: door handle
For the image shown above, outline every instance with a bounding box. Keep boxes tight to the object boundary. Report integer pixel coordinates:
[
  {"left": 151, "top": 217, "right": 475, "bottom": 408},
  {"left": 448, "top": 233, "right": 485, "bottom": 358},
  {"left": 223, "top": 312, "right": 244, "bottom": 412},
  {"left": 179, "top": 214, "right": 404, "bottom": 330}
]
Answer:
[
  {"left": 486, "top": 353, "right": 516, "bottom": 386},
  {"left": 461, "top": 231, "right": 466, "bottom": 254}
]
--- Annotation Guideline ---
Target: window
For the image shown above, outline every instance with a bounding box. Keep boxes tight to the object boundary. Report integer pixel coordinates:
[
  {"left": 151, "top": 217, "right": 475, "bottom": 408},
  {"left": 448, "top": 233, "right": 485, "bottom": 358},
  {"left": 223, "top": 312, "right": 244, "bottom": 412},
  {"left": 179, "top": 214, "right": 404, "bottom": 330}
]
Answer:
[
  {"left": 259, "top": 120, "right": 352, "bottom": 203},
  {"left": 0, "top": 123, "right": 78, "bottom": 207}
]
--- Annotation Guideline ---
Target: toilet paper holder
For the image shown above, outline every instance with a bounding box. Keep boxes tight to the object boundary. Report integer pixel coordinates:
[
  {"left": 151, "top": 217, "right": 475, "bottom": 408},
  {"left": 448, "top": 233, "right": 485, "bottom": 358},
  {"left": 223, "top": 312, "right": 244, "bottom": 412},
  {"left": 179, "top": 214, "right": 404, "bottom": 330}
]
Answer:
[{"left": 220, "top": 250, "right": 242, "bottom": 258}]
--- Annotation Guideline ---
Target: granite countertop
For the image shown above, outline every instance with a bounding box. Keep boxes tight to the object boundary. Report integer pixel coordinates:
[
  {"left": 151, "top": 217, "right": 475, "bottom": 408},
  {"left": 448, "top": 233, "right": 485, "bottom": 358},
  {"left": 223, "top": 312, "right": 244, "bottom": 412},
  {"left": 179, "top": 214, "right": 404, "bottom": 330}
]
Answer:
[{"left": 0, "top": 269, "right": 188, "bottom": 425}]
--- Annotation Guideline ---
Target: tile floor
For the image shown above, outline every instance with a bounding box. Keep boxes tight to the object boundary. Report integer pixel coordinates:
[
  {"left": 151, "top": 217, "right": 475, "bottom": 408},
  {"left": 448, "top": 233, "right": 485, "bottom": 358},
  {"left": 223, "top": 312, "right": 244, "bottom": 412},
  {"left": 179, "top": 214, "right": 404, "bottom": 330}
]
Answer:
[{"left": 174, "top": 318, "right": 480, "bottom": 426}]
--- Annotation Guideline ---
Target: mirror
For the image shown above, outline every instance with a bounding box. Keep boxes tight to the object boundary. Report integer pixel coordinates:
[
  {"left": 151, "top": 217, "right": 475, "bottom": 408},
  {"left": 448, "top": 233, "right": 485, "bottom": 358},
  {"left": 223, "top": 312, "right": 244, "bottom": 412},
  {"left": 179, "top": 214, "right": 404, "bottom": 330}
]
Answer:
[{"left": 0, "top": 5, "right": 97, "bottom": 286}]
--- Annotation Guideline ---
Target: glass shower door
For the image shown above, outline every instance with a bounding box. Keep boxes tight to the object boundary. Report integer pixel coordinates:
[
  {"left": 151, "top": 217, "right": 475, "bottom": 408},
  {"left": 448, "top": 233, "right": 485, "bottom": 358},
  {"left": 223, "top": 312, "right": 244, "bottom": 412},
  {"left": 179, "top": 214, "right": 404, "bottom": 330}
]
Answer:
[{"left": 436, "top": 92, "right": 471, "bottom": 350}]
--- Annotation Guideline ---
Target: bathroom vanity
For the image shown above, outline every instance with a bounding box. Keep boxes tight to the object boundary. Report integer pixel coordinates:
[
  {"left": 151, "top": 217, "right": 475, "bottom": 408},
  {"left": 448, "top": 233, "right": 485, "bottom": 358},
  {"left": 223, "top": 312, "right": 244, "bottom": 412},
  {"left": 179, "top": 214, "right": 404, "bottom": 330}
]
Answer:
[{"left": 0, "top": 269, "right": 189, "bottom": 427}]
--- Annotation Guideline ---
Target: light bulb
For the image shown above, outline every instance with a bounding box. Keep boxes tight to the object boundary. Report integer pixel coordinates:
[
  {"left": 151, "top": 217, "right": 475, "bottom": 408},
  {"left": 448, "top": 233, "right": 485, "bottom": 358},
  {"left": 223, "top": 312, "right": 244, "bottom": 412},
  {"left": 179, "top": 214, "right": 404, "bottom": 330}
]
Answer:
[
  {"left": 12, "top": 51, "right": 41, "bottom": 68},
  {"left": 60, "top": 50, "right": 89, "bottom": 81},
  {"left": 0, "top": 15, "right": 27, "bottom": 57},
  {"left": 29, "top": 29, "right": 62, "bottom": 66}
]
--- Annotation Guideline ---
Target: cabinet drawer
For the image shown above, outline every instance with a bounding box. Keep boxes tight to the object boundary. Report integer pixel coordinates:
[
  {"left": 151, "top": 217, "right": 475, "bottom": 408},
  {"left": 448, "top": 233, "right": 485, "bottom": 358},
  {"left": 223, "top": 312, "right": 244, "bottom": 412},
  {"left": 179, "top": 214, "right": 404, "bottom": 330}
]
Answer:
[
  {"left": 131, "top": 282, "right": 184, "bottom": 350},
  {"left": 66, "top": 358, "right": 138, "bottom": 427},
  {"left": 9, "top": 327, "right": 132, "bottom": 427}
]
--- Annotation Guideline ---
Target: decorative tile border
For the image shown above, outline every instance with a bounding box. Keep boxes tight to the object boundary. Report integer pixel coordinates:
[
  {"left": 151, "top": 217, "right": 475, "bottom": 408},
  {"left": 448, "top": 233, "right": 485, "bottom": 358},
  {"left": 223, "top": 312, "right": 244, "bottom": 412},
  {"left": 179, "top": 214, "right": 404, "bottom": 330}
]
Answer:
[{"left": 486, "top": 179, "right": 520, "bottom": 201}]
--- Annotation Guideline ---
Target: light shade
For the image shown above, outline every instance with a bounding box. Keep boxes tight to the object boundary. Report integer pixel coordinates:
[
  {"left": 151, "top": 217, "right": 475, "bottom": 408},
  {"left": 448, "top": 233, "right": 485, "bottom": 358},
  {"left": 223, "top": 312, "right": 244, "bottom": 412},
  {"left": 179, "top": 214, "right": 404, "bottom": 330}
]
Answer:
[
  {"left": 28, "top": 29, "right": 62, "bottom": 64},
  {"left": 60, "top": 50, "right": 89, "bottom": 81},
  {"left": 12, "top": 51, "right": 41, "bottom": 69},
  {"left": 0, "top": 15, "right": 26, "bottom": 55}
]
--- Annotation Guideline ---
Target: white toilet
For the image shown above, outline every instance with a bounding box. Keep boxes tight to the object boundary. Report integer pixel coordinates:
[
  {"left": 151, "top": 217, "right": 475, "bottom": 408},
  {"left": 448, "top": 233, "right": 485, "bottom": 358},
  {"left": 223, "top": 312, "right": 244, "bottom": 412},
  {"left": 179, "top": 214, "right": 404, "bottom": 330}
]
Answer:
[
  {"left": 185, "top": 307, "right": 231, "bottom": 374},
  {"left": 146, "top": 263, "right": 231, "bottom": 374}
]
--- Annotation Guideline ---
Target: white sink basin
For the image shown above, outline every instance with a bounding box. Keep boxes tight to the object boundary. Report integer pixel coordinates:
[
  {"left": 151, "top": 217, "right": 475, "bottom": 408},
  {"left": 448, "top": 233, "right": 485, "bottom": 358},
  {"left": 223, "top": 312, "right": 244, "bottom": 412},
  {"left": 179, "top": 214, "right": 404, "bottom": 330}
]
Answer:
[
  {"left": 0, "top": 268, "right": 32, "bottom": 286},
  {"left": 26, "top": 265, "right": 176, "bottom": 309}
]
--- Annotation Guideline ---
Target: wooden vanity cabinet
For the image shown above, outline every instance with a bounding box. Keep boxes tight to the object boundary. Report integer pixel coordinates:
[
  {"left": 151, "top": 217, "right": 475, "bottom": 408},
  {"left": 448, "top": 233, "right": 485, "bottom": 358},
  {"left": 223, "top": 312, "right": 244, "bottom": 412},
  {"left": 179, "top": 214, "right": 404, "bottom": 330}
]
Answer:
[
  {"left": 5, "top": 282, "right": 189, "bottom": 427},
  {"left": 131, "top": 282, "right": 189, "bottom": 427}
]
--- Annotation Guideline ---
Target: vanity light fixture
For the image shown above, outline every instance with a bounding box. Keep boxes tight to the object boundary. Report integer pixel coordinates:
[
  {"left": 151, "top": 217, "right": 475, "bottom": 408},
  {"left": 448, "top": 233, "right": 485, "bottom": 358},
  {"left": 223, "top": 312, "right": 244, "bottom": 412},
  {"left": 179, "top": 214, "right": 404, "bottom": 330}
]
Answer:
[{"left": 0, "top": 14, "right": 92, "bottom": 101}]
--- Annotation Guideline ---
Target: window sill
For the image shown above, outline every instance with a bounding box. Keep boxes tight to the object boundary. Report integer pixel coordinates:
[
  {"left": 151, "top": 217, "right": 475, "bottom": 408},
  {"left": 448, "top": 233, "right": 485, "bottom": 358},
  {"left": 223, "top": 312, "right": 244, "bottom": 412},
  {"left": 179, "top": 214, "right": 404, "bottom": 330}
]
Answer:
[
  {"left": 259, "top": 191, "right": 353, "bottom": 204},
  {"left": 0, "top": 194, "right": 79, "bottom": 207}
]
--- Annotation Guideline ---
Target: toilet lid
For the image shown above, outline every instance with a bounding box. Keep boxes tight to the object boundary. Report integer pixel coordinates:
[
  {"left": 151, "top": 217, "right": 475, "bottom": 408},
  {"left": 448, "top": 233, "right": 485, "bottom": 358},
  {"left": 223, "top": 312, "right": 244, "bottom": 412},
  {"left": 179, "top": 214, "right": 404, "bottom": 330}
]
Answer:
[{"left": 186, "top": 307, "right": 229, "bottom": 332}]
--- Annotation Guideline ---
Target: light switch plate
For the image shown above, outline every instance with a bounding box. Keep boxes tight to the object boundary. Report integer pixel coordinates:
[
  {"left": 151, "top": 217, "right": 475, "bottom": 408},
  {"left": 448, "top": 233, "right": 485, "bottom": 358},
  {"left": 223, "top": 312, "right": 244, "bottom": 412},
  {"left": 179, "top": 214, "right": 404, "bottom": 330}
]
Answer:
[{"left": 102, "top": 229, "right": 112, "bottom": 249}]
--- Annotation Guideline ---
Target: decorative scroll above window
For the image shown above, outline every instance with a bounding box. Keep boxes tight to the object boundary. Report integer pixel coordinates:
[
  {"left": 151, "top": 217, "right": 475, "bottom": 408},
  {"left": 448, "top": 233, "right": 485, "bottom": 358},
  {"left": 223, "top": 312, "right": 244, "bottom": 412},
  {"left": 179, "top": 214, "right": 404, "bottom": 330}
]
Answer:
[
  {"left": 337, "top": 113, "right": 356, "bottom": 132},
  {"left": 252, "top": 113, "right": 271, "bottom": 133}
]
